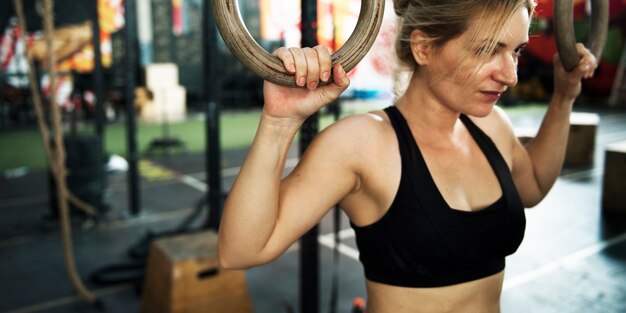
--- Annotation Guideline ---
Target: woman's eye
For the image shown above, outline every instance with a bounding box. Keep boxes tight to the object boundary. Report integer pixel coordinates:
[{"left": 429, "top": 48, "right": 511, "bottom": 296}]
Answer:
[{"left": 513, "top": 46, "right": 526, "bottom": 57}]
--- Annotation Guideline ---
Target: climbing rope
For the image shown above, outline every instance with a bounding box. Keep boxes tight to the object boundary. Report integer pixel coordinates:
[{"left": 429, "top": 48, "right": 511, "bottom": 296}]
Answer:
[
  {"left": 11, "top": 2, "right": 97, "bottom": 216},
  {"left": 12, "top": 0, "right": 100, "bottom": 306}
]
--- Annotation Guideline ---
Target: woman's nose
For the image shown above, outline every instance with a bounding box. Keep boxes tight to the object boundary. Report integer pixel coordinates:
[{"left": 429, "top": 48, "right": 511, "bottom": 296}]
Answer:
[{"left": 493, "top": 54, "right": 518, "bottom": 87}]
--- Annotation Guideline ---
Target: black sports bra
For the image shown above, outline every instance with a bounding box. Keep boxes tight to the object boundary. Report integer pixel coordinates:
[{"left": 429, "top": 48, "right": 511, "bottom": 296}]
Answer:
[{"left": 350, "top": 106, "right": 526, "bottom": 287}]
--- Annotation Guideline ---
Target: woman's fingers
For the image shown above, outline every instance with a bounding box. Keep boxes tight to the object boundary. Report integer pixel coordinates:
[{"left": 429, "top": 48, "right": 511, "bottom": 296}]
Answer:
[
  {"left": 288, "top": 47, "right": 308, "bottom": 87},
  {"left": 273, "top": 46, "right": 336, "bottom": 89},
  {"left": 332, "top": 63, "right": 350, "bottom": 89},
  {"left": 552, "top": 43, "right": 598, "bottom": 100},
  {"left": 554, "top": 43, "right": 597, "bottom": 78},
  {"left": 273, "top": 47, "right": 296, "bottom": 75},
  {"left": 575, "top": 43, "right": 597, "bottom": 79},
  {"left": 264, "top": 46, "right": 349, "bottom": 119},
  {"left": 318, "top": 63, "right": 350, "bottom": 102},
  {"left": 303, "top": 47, "right": 320, "bottom": 90},
  {"left": 314, "top": 45, "right": 332, "bottom": 83}
]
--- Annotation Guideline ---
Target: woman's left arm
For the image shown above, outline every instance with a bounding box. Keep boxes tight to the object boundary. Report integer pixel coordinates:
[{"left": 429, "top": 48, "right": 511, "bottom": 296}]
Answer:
[{"left": 511, "top": 43, "right": 597, "bottom": 207}]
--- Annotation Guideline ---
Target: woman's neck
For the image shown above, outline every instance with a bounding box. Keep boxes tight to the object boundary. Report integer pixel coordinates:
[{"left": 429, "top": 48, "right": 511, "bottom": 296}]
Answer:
[{"left": 395, "top": 71, "right": 462, "bottom": 141}]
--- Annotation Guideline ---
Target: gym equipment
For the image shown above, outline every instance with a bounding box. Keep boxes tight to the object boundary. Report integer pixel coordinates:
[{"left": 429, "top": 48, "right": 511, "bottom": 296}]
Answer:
[
  {"left": 564, "top": 112, "right": 599, "bottom": 168},
  {"left": 601, "top": 140, "right": 626, "bottom": 215},
  {"left": 12, "top": 0, "right": 101, "bottom": 307},
  {"left": 141, "top": 230, "right": 252, "bottom": 313},
  {"left": 296, "top": 2, "right": 323, "bottom": 312},
  {"left": 122, "top": 0, "right": 140, "bottom": 214},
  {"left": 554, "top": 0, "right": 609, "bottom": 71},
  {"left": 90, "top": 193, "right": 212, "bottom": 286},
  {"left": 143, "top": 63, "right": 187, "bottom": 154},
  {"left": 48, "top": 135, "right": 106, "bottom": 216},
  {"left": 202, "top": 0, "right": 223, "bottom": 230},
  {"left": 211, "top": 0, "right": 385, "bottom": 86},
  {"left": 515, "top": 113, "right": 600, "bottom": 168}
]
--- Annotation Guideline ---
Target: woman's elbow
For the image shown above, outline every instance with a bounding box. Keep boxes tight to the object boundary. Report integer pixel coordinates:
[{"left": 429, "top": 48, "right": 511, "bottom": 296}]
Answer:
[
  {"left": 518, "top": 179, "right": 553, "bottom": 208},
  {"left": 218, "top": 247, "right": 274, "bottom": 270},
  {"left": 218, "top": 247, "right": 252, "bottom": 270},
  {"left": 523, "top": 199, "right": 541, "bottom": 209},
  {"left": 218, "top": 251, "right": 241, "bottom": 270},
  {"left": 217, "top": 234, "right": 253, "bottom": 269},
  {"left": 521, "top": 192, "right": 546, "bottom": 208}
]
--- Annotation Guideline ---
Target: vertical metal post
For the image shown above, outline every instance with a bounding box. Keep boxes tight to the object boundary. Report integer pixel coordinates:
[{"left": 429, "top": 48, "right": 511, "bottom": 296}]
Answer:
[
  {"left": 92, "top": 0, "right": 106, "bottom": 140},
  {"left": 300, "top": 0, "right": 319, "bottom": 312},
  {"left": 124, "top": 0, "right": 141, "bottom": 215},
  {"left": 205, "top": 100, "right": 222, "bottom": 230},
  {"left": 91, "top": 0, "right": 107, "bottom": 212},
  {"left": 202, "top": 0, "right": 222, "bottom": 230},
  {"left": 0, "top": 71, "right": 4, "bottom": 130}
]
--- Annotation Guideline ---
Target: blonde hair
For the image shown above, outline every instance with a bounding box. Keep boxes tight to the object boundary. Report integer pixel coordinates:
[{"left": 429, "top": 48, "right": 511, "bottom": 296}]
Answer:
[{"left": 394, "top": 0, "right": 536, "bottom": 71}]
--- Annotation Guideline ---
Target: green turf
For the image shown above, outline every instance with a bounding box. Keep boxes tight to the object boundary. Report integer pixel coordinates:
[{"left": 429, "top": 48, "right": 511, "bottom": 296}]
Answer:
[
  {"left": 0, "top": 130, "right": 48, "bottom": 172},
  {"left": 0, "top": 103, "right": 548, "bottom": 171},
  {"left": 0, "top": 112, "right": 263, "bottom": 171},
  {"left": 100, "top": 111, "right": 263, "bottom": 156}
]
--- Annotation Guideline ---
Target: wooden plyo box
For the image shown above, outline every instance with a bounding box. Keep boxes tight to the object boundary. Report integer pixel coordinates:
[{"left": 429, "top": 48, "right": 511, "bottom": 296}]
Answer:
[
  {"left": 146, "top": 63, "right": 180, "bottom": 90},
  {"left": 141, "top": 85, "right": 187, "bottom": 123},
  {"left": 565, "top": 112, "right": 599, "bottom": 168},
  {"left": 141, "top": 63, "right": 187, "bottom": 123},
  {"left": 141, "top": 231, "right": 252, "bottom": 313},
  {"left": 602, "top": 141, "right": 626, "bottom": 215}
]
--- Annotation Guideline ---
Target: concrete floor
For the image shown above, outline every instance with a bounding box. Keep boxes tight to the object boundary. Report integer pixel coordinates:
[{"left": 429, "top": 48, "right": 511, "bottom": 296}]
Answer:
[{"left": 1, "top": 103, "right": 626, "bottom": 313}]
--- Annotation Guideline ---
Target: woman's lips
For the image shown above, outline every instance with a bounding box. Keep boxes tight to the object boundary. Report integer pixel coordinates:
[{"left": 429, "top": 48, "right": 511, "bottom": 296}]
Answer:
[{"left": 481, "top": 91, "right": 502, "bottom": 101}]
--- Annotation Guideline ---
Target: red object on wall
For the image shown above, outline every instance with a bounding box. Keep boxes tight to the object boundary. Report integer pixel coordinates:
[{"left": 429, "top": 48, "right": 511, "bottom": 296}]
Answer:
[
  {"left": 534, "top": 0, "right": 588, "bottom": 19},
  {"left": 527, "top": 32, "right": 558, "bottom": 65}
]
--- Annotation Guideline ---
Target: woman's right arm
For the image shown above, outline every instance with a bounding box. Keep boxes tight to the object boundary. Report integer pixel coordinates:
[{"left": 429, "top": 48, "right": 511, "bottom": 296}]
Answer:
[{"left": 218, "top": 46, "right": 353, "bottom": 269}]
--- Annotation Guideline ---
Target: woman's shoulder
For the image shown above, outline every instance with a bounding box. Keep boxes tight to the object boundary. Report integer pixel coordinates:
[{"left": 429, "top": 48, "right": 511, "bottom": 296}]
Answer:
[
  {"left": 324, "top": 109, "right": 392, "bottom": 133},
  {"left": 313, "top": 110, "right": 396, "bottom": 153}
]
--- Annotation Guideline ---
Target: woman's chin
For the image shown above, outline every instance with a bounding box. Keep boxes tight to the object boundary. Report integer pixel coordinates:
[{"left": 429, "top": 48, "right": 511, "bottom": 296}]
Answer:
[{"left": 465, "top": 103, "right": 495, "bottom": 118}]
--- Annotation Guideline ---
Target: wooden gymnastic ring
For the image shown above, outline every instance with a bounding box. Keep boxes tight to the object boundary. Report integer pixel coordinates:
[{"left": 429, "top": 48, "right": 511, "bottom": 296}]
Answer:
[
  {"left": 212, "top": 0, "right": 386, "bottom": 87},
  {"left": 554, "top": 0, "right": 609, "bottom": 71}
]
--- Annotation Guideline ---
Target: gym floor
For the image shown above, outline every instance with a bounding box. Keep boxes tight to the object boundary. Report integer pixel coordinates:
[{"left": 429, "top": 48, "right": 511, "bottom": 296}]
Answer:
[{"left": 1, "top": 101, "right": 626, "bottom": 313}]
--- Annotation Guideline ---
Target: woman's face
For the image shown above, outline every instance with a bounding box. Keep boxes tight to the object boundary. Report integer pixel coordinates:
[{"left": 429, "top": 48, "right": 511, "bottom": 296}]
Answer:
[{"left": 426, "top": 7, "right": 530, "bottom": 117}]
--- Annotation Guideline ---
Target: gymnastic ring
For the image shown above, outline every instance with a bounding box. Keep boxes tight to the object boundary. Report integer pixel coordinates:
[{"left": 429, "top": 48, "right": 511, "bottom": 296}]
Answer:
[
  {"left": 212, "top": 0, "right": 386, "bottom": 87},
  {"left": 554, "top": 0, "right": 609, "bottom": 71}
]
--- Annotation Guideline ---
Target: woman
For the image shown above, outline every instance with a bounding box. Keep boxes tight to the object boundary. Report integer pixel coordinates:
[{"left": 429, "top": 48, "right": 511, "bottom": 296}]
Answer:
[{"left": 218, "top": 0, "right": 597, "bottom": 312}]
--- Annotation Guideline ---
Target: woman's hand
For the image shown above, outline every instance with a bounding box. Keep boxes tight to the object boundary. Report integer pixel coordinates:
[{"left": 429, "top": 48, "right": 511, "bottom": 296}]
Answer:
[
  {"left": 553, "top": 43, "right": 598, "bottom": 102},
  {"left": 262, "top": 45, "right": 350, "bottom": 127}
]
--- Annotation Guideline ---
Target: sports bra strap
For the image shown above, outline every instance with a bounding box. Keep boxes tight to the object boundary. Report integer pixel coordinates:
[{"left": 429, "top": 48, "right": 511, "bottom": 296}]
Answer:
[
  {"left": 459, "top": 114, "right": 526, "bottom": 246},
  {"left": 384, "top": 106, "right": 478, "bottom": 262}
]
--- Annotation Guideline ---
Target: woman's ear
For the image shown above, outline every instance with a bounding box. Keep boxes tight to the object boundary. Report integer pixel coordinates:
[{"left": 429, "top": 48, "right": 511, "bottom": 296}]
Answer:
[{"left": 410, "top": 29, "right": 432, "bottom": 65}]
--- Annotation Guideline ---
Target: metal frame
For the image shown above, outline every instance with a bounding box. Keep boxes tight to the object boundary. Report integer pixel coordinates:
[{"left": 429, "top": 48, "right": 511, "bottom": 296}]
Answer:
[
  {"left": 203, "top": 0, "right": 223, "bottom": 230},
  {"left": 299, "top": 1, "right": 320, "bottom": 312}
]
